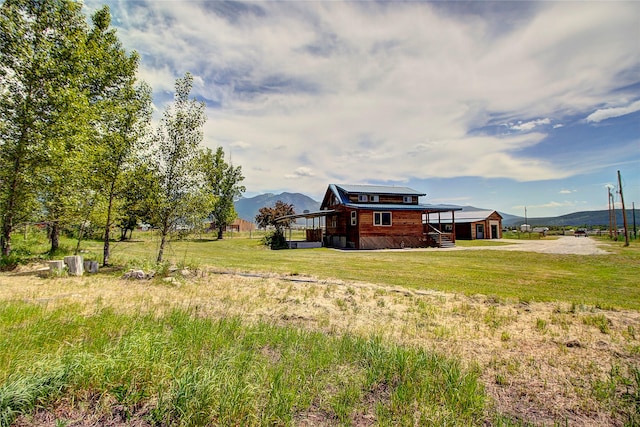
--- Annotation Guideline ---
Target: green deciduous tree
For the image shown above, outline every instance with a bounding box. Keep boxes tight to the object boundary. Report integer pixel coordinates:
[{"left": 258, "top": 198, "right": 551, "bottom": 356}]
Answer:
[
  {"left": 151, "top": 73, "right": 210, "bottom": 263},
  {"left": 0, "top": 0, "right": 88, "bottom": 257},
  {"left": 85, "top": 7, "right": 152, "bottom": 266},
  {"left": 0, "top": 1, "right": 150, "bottom": 262},
  {"left": 117, "top": 161, "right": 158, "bottom": 241},
  {"left": 201, "top": 147, "right": 246, "bottom": 239}
]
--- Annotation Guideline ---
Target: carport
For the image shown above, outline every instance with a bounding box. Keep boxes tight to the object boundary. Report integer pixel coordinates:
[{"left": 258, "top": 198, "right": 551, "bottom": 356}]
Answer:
[{"left": 274, "top": 210, "right": 335, "bottom": 249}]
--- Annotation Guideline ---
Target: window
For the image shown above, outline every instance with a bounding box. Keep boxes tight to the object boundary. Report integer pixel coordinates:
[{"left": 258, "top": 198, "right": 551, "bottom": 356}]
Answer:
[
  {"left": 330, "top": 216, "right": 337, "bottom": 228},
  {"left": 358, "top": 194, "right": 368, "bottom": 202},
  {"left": 350, "top": 211, "right": 357, "bottom": 226},
  {"left": 403, "top": 196, "right": 413, "bottom": 203},
  {"left": 369, "top": 195, "right": 379, "bottom": 202},
  {"left": 374, "top": 212, "right": 392, "bottom": 226}
]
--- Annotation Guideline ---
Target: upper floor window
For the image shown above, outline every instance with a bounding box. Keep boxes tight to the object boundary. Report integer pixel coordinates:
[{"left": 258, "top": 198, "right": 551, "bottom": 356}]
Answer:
[
  {"left": 403, "top": 196, "right": 413, "bottom": 203},
  {"left": 369, "top": 195, "right": 379, "bottom": 202},
  {"left": 358, "top": 194, "right": 368, "bottom": 202},
  {"left": 374, "top": 212, "right": 392, "bottom": 226}
]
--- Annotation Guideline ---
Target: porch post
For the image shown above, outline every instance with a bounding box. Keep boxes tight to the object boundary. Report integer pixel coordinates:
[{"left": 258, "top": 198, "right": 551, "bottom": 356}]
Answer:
[{"left": 451, "top": 210, "right": 456, "bottom": 243}]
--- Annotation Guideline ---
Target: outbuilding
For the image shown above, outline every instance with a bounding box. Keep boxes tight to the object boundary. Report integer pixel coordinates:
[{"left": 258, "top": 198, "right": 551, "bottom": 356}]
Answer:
[{"left": 429, "top": 210, "right": 503, "bottom": 240}]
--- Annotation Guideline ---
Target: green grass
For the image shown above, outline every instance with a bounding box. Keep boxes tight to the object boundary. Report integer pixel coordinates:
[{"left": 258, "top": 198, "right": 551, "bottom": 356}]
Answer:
[
  {"left": 9, "top": 230, "right": 640, "bottom": 310},
  {"left": 68, "top": 232, "right": 640, "bottom": 311},
  {"left": 3, "top": 230, "right": 639, "bottom": 425},
  {"left": 0, "top": 301, "right": 485, "bottom": 426}
]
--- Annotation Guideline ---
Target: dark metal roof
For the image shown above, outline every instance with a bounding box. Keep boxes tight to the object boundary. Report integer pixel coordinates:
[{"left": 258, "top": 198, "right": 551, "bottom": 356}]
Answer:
[{"left": 334, "top": 184, "right": 425, "bottom": 196}]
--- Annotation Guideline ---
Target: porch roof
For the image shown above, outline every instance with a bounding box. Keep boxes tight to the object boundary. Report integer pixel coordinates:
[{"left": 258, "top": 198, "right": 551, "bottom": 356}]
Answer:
[
  {"left": 274, "top": 209, "right": 336, "bottom": 223},
  {"left": 427, "top": 210, "right": 500, "bottom": 224}
]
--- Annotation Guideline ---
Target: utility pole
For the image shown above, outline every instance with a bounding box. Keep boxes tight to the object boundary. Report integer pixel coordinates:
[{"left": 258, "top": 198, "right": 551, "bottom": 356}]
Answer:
[
  {"left": 633, "top": 202, "right": 637, "bottom": 240},
  {"left": 618, "top": 170, "right": 629, "bottom": 247},
  {"left": 610, "top": 187, "right": 618, "bottom": 241},
  {"left": 608, "top": 187, "right": 613, "bottom": 238},
  {"left": 607, "top": 187, "right": 618, "bottom": 240}
]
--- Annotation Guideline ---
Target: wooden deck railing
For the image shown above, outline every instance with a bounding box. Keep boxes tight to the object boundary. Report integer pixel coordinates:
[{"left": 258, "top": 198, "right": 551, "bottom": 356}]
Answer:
[{"left": 425, "top": 225, "right": 455, "bottom": 248}]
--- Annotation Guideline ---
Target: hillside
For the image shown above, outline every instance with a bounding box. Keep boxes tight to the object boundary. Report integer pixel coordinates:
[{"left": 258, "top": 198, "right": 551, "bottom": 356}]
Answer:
[
  {"left": 501, "top": 209, "right": 636, "bottom": 228},
  {"left": 234, "top": 192, "right": 321, "bottom": 222}
]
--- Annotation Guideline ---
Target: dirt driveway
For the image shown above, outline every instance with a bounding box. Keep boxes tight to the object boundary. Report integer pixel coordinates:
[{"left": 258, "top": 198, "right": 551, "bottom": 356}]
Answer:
[{"left": 455, "top": 236, "right": 610, "bottom": 255}]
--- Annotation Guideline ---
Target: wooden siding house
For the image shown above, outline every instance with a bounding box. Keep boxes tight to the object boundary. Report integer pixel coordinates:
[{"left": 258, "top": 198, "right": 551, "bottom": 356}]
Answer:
[
  {"left": 319, "top": 184, "right": 461, "bottom": 249},
  {"left": 429, "top": 210, "right": 503, "bottom": 240}
]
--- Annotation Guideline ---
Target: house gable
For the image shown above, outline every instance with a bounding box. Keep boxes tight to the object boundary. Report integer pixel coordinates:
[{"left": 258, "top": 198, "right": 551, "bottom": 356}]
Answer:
[{"left": 321, "top": 184, "right": 426, "bottom": 210}]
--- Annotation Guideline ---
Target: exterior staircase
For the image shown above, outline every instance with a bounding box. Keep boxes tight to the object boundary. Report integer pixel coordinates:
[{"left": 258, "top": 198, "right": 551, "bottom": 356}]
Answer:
[
  {"left": 426, "top": 226, "right": 456, "bottom": 248},
  {"left": 437, "top": 234, "right": 455, "bottom": 248}
]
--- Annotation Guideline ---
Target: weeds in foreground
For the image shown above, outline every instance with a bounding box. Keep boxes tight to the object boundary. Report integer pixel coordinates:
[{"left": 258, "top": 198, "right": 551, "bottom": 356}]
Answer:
[
  {"left": 0, "top": 301, "right": 486, "bottom": 426},
  {"left": 582, "top": 314, "right": 612, "bottom": 334}
]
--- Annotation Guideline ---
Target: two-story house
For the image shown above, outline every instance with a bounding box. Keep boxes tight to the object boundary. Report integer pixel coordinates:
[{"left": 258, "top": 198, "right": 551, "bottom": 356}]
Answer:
[{"left": 319, "top": 184, "right": 461, "bottom": 249}]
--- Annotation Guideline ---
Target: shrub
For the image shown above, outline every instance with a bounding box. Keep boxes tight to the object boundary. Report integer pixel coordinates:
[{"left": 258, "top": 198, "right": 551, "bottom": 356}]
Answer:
[{"left": 262, "top": 229, "right": 289, "bottom": 250}]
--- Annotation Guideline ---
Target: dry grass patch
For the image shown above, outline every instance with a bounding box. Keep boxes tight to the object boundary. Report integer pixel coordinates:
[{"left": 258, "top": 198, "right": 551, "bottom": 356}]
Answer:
[{"left": 1, "top": 265, "right": 638, "bottom": 425}]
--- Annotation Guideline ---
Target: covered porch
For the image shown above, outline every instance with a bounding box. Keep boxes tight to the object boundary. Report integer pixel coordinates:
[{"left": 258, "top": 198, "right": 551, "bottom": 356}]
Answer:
[
  {"left": 274, "top": 210, "right": 334, "bottom": 249},
  {"left": 422, "top": 208, "right": 459, "bottom": 248}
]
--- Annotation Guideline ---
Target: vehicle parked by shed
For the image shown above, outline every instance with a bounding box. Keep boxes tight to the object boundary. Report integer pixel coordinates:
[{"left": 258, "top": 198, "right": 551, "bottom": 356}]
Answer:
[{"left": 574, "top": 228, "right": 588, "bottom": 237}]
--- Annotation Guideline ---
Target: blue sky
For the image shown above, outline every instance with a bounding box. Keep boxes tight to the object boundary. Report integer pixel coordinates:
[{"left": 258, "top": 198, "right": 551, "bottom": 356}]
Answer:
[{"left": 85, "top": 0, "right": 639, "bottom": 217}]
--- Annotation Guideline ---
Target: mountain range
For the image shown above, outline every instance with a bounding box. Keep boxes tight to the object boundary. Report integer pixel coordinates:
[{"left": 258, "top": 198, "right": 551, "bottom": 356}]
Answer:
[
  {"left": 235, "top": 193, "right": 637, "bottom": 229},
  {"left": 234, "top": 192, "right": 321, "bottom": 223}
]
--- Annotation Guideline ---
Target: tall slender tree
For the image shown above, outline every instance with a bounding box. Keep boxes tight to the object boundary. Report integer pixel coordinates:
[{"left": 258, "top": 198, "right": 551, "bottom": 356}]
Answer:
[
  {"left": 201, "top": 147, "right": 246, "bottom": 239},
  {"left": 0, "top": 2, "right": 150, "bottom": 260},
  {"left": 152, "top": 73, "right": 209, "bottom": 263},
  {"left": 97, "top": 81, "right": 152, "bottom": 266},
  {"left": 85, "top": 8, "right": 153, "bottom": 265},
  {"left": 0, "top": 0, "right": 88, "bottom": 256}
]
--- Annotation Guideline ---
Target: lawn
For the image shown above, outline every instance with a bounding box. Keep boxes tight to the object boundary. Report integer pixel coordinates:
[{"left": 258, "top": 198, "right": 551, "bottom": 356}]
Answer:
[
  {"left": 1, "top": 230, "right": 638, "bottom": 426},
  {"left": 81, "top": 231, "right": 640, "bottom": 311}
]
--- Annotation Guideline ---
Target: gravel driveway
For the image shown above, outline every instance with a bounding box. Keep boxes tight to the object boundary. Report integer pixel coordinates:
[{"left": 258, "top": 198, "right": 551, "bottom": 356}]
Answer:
[{"left": 458, "top": 236, "right": 610, "bottom": 255}]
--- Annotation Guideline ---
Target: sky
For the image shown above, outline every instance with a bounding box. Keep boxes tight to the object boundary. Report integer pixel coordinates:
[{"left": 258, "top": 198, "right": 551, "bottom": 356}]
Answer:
[{"left": 83, "top": 0, "right": 640, "bottom": 217}]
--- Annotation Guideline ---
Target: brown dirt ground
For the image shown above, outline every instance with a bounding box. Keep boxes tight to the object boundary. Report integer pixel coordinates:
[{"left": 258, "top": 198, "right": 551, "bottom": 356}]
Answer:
[{"left": 2, "top": 263, "right": 639, "bottom": 426}]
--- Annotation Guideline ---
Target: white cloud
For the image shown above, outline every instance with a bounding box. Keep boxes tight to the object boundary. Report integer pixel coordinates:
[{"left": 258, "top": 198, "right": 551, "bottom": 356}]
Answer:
[
  {"left": 559, "top": 189, "right": 574, "bottom": 194},
  {"left": 586, "top": 100, "right": 640, "bottom": 123},
  {"left": 87, "top": 1, "right": 640, "bottom": 196},
  {"left": 229, "top": 140, "right": 251, "bottom": 150},
  {"left": 285, "top": 167, "right": 316, "bottom": 179},
  {"left": 508, "top": 118, "right": 551, "bottom": 132}
]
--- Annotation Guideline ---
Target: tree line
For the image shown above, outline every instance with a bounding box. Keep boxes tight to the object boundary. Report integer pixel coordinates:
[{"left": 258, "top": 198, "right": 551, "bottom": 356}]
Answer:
[{"left": 0, "top": 0, "right": 245, "bottom": 265}]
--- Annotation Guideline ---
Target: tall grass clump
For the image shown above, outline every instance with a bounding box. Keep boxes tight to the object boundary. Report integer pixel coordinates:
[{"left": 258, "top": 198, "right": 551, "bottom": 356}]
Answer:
[{"left": 0, "top": 301, "right": 486, "bottom": 426}]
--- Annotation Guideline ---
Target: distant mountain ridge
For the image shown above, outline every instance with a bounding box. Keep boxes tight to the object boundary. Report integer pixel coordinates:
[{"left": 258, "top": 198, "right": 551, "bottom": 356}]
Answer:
[
  {"left": 500, "top": 210, "right": 636, "bottom": 228},
  {"left": 234, "top": 192, "right": 321, "bottom": 222},
  {"left": 235, "top": 193, "right": 636, "bottom": 228}
]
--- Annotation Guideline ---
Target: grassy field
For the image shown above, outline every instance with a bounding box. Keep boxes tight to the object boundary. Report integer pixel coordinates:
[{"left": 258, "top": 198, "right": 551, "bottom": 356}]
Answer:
[
  {"left": 80, "top": 231, "right": 640, "bottom": 311},
  {"left": 0, "top": 230, "right": 638, "bottom": 426},
  {"left": 0, "top": 301, "right": 485, "bottom": 426}
]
